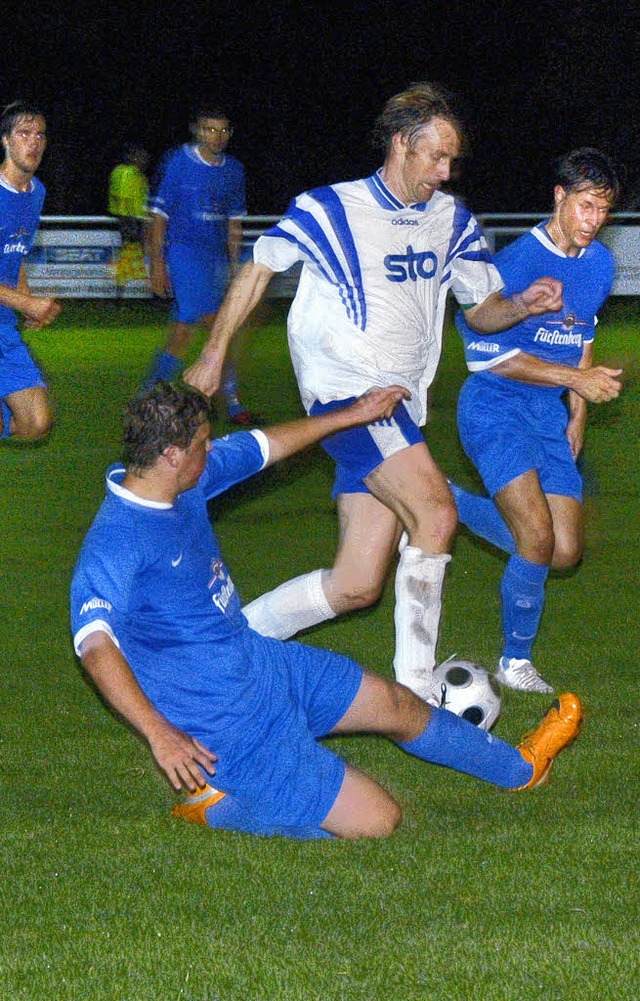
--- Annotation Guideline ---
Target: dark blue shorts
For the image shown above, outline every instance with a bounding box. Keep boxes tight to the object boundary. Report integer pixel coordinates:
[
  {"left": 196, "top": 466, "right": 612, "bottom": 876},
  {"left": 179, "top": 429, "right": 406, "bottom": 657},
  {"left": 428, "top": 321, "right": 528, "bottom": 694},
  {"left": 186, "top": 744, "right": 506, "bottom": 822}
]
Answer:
[
  {"left": 0, "top": 323, "right": 46, "bottom": 398},
  {"left": 457, "top": 375, "right": 583, "bottom": 500},
  {"left": 166, "top": 243, "right": 229, "bottom": 323},
  {"left": 310, "top": 397, "right": 425, "bottom": 498},
  {"left": 191, "top": 632, "right": 364, "bottom": 828}
]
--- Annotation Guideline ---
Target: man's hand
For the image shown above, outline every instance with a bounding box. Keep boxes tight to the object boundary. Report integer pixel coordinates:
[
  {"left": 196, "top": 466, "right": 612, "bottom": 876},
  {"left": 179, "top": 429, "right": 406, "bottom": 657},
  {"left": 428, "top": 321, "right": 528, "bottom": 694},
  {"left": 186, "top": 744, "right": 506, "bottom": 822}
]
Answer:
[
  {"left": 184, "top": 344, "right": 226, "bottom": 396},
  {"left": 516, "top": 277, "right": 563, "bottom": 317},
  {"left": 147, "top": 720, "right": 218, "bottom": 792},
  {"left": 22, "top": 296, "right": 61, "bottom": 330},
  {"left": 344, "top": 385, "right": 411, "bottom": 425},
  {"left": 572, "top": 365, "right": 623, "bottom": 403}
]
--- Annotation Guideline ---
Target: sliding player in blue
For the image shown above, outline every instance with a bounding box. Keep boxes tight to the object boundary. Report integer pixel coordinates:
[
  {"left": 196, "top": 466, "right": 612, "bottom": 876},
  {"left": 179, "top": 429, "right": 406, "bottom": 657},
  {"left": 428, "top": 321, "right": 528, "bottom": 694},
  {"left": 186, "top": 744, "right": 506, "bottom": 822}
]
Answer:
[
  {"left": 71, "top": 382, "right": 582, "bottom": 840},
  {"left": 453, "top": 149, "right": 622, "bottom": 693}
]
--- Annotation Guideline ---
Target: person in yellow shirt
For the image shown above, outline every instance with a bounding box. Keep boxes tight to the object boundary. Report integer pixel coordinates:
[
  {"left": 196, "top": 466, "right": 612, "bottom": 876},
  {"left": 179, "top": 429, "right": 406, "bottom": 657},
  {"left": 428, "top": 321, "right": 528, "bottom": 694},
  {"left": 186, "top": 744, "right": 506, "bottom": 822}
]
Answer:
[{"left": 108, "top": 145, "right": 150, "bottom": 292}]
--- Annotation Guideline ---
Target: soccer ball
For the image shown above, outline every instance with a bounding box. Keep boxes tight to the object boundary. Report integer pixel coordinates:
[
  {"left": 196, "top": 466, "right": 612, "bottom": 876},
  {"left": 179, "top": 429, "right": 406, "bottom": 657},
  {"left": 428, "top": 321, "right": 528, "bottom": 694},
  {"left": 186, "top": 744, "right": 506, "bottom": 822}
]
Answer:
[{"left": 432, "top": 658, "right": 501, "bottom": 731}]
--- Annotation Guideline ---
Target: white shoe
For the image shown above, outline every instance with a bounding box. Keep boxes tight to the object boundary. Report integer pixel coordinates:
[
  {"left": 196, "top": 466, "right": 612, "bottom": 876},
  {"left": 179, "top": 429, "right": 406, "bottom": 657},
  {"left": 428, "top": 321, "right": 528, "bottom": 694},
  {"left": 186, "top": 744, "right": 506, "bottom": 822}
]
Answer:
[{"left": 495, "top": 657, "right": 554, "bottom": 694}]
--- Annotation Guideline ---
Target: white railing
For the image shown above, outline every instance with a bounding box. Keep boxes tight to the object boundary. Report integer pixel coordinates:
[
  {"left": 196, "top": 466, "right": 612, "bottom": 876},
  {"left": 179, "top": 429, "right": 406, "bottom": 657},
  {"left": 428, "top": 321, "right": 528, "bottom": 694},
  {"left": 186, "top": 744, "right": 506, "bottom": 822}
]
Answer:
[{"left": 25, "top": 214, "right": 640, "bottom": 298}]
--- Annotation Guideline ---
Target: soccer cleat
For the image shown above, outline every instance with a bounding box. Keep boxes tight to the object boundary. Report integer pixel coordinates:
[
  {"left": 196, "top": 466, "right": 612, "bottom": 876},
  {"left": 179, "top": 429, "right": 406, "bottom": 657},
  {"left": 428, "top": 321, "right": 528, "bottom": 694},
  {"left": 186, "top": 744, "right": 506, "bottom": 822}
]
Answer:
[
  {"left": 515, "top": 692, "right": 583, "bottom": 790},
  {"left": 171, "top": 783, "right": 226, "bottom": 826},
  {"left": 495, "top": 656, "right": 554, "bottom": 694}
]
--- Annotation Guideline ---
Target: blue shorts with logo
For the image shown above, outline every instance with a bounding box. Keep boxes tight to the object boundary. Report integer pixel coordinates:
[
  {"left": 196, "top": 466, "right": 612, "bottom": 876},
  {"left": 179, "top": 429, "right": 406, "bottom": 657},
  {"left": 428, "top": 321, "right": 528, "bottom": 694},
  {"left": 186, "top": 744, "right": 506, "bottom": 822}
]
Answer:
[
  {"left": 0, "top": 322, "right": 46, "bottom": 398},
  {"left": 188, "top": 631, "right": 363, "bottom": 828},
  {"left": 457, "top": 373, "right": 583, "bottom": 500},
  {"left": 166, "top": 243, "right": 229, "bottom": 323},
  {"left": 310, "top": 398, "right": 424, "bottom": 498}
]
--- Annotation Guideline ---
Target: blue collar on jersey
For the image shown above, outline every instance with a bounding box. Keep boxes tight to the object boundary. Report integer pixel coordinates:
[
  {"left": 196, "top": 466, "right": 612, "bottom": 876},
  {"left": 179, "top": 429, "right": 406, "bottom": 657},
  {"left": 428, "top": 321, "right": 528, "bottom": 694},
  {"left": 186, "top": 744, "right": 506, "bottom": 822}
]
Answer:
[{"left": 365, "top": 169, "right": 432, "bottom": 212}]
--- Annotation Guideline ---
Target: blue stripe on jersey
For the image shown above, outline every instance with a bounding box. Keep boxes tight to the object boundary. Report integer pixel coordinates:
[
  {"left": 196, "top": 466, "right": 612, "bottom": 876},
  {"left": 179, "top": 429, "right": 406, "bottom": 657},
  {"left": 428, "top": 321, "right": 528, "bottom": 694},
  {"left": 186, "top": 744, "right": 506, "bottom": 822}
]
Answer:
[
  {"left": 283, "top": 188, "right": 367, "bottom": 329},
  {"left": 442, "top": 202, "right": 492, "bottom": 283}
]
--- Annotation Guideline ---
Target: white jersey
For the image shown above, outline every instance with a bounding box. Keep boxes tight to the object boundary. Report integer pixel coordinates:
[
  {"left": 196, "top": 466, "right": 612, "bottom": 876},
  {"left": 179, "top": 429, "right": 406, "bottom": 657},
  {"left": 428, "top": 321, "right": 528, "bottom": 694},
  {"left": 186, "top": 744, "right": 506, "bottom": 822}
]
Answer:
[{"left": 254, "top": 171, "right": 503, "bottom": 424}]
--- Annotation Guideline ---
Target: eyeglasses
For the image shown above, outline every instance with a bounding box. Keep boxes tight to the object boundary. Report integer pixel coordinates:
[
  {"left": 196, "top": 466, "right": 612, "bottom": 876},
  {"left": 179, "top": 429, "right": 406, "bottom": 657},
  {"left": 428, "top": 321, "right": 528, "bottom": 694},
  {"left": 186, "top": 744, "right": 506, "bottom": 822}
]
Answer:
[{"left": 199, "top": 126, "right": 232, "bottom": 137}]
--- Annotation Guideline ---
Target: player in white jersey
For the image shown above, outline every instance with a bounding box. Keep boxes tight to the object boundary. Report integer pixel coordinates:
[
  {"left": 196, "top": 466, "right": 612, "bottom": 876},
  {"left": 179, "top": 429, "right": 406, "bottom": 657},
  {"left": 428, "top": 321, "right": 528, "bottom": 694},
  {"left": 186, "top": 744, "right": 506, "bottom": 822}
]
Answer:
[{"left": 185, "top": 83, "right": 563, "bottom": 701}]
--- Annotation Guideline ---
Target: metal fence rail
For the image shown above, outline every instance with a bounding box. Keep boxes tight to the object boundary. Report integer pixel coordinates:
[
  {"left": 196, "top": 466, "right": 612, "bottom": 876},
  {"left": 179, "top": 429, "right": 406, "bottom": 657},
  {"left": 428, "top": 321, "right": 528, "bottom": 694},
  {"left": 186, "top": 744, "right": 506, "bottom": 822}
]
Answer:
[{"left": 25, "top": 214, "right": 640, "bottom": 299}]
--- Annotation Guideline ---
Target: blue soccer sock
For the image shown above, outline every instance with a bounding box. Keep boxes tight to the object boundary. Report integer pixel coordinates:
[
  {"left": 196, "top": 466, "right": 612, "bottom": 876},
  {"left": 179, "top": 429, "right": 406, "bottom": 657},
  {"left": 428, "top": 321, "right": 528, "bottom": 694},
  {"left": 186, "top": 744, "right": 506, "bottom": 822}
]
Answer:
[
  {"left": 221, "top": 361, "right": 245, "bottom": 415},
  {"left": 205, "top": 794, "right": 334, "bottom": 840},
  {"left": 143, "top": 350, "right": 185, "bottom": 388},
  {"left": 1, "top": 400, "right": 12, "bottom": 438},
  {"left": 449, "top": 481, "right": 516, "bottom": 555},
  {"left": 500, "top": 553, "right": 549, "bottom": 660},
  {"left": 399, "top": 706, "right": 533, "bottom": 789}
]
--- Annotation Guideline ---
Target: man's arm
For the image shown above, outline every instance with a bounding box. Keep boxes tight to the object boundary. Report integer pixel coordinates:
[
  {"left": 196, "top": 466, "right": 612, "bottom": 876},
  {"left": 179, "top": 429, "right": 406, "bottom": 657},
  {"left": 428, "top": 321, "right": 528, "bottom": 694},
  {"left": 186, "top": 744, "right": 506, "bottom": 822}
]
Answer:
[
  {"left": 261, "top": 386, "right": 411, "bottom": 466},
  {"left": 79, "top": 630, "right": 217, "bottom": 792},
  {"left": 465, "top": 278, "right": 563, "bottom": 334},
  {"left": 184, "top": 259, "right": 275, "bottom": 395},
  {"left": 147, "top": 212, "right": 171, "bottom": 298},
  {"left": 489, "top": 346, "right": 622, "bottom": 403},
  {"left": 0, "top": 264, "right": 61, "bottom": 329}
]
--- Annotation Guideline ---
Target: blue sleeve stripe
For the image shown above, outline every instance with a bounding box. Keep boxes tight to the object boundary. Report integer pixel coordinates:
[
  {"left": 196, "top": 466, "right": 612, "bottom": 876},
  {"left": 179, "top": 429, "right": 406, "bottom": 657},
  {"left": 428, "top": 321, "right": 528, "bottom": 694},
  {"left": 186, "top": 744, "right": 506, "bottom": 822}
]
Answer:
[{"left": 278, "top": 189, "right": 366, "bottom": 329}]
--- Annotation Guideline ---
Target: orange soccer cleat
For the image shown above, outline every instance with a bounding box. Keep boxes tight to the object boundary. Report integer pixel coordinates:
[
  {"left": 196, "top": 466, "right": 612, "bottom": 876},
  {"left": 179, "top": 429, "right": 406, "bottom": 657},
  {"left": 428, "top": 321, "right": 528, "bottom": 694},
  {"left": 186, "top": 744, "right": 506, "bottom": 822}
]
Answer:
[
  {"left": 515, "top": 692, "right": 583, "bottom": 790},
  {"left": 171, "top": 783, "right": 226, "bottom": 825}
]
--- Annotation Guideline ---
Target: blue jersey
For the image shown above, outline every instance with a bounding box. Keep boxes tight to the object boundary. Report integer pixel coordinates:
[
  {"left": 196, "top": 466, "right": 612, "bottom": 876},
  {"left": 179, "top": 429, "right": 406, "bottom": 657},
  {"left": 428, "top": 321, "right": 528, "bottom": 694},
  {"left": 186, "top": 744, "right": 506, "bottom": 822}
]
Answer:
[
  {"left": 149, "top": 144, "right": 246, "bottom": 254},
  {"left": 70, "top": 430, "right": 269, "bottom": 730},
  {"left": 0, "top": 175, "right": 45, "bottom": 325},
  {"left": 456, "top": 223, "right": 615, "bottom": 378}
]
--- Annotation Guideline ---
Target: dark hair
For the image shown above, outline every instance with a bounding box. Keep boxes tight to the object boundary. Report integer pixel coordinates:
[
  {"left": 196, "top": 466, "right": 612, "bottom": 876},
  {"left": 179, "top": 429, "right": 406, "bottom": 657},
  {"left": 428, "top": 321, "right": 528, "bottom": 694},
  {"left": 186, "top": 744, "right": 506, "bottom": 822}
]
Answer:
[
  {"left": 122, "top": 382, "right": 212, "bottom": 472},
  {"left": 1, "top": 100, "right": 46, "bottom": 138},
  {"left": 190, "top": 107, "right": 232, "bottom": 129},
  {"left": 555, "top": 148, "right": 621, "bottom": 203},
  {"left": 372, "top": 82, "right": 464, "bottom": 154}
]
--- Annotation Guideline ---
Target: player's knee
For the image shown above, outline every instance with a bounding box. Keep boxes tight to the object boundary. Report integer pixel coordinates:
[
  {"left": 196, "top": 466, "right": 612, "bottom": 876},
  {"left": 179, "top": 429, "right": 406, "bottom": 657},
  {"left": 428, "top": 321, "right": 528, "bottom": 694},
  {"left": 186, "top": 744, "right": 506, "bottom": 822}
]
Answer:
[
  {"left": 372, "top": 799, "right": 403, "bottom": 838},
  {"left": 551, "top": 537, "right": 583, "bottom": 569},
  {"left": 516, "top": 522, "right": 555, "bottom": 564},
  {"left": 405, "top": 494, "right": 457, "bottom": 550},
  {"left": 13, "top": 410, "right": 53, "bottom": 441}
]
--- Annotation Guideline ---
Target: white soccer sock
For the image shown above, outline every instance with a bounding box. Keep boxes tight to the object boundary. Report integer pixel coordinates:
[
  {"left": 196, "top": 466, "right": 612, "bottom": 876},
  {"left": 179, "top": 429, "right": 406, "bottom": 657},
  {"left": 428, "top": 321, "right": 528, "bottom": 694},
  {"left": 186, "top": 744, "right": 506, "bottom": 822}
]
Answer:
[
  {"left": 393, "top": 546, "right": 451, "bottom": 700},
  {"left": 242, "top": 569, "right": 336, "bottom": 639}
]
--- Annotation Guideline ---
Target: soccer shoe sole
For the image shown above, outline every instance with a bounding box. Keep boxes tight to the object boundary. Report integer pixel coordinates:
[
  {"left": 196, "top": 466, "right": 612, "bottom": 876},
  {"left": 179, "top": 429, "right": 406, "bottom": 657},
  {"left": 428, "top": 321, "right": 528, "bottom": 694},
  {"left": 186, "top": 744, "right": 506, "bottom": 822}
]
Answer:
[
  {"left": 172, "top": 785, "right": 226, "bottom": 825},
  {"left": 515, "top": 692, "right": 583, "bottom": 791}
]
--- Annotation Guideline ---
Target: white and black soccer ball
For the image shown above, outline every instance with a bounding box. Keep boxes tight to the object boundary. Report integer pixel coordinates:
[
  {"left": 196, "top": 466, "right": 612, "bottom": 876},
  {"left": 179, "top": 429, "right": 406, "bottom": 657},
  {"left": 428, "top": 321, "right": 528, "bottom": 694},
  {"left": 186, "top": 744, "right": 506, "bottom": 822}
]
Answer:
[{"left": 432, "top": 658, "right": 501, "bottom": 731}]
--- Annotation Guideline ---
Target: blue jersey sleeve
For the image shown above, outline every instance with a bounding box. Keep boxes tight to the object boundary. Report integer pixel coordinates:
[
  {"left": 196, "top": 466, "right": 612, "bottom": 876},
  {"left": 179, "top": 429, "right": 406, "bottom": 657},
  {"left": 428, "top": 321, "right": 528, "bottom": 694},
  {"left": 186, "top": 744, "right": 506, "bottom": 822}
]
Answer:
[
  {"left": 70, "top": 520, "right": 140, "bottom": 654},
  {"left": 199, "top": 430, "right": 268, "bottom": 499}
]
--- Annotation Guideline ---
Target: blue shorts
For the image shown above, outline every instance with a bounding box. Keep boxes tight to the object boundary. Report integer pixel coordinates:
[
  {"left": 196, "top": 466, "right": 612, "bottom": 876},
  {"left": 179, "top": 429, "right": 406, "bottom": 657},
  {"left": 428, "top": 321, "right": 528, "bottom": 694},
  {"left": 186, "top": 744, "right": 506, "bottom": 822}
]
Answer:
[
  {"left": 457, "top": 374, "right": 583, "bottom": 500},
  {"left": 190, "top": 632, "right": 363, "bottom": 828},
  {"left": 310, "top": 398, "right": 425, "bottom": 498},
  {"left": 0, "top": 323, "right": 46, "bottom": 398},
  {"left": 166, "top": 243, "right": 229, "bottom": 323}
]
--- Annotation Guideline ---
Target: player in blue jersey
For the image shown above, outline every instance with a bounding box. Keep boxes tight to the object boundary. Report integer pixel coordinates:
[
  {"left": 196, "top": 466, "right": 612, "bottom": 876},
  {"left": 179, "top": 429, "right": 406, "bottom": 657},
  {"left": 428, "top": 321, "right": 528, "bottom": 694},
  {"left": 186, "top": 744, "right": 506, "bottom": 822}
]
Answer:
[
  {"left": 0, "top": 101, "right": 60, "bottom": 441},
  {"left": 185, "top": 83, "right": 563, "bottom": 703},
  {"left": 453, "top": 149, "right": 622, "bottom": 693},
  {"left": 146, "top": 107, "right": 255, "bottom": 423},
  {"left": 71, "top": 381, "right": 583, "bottom": 840}
]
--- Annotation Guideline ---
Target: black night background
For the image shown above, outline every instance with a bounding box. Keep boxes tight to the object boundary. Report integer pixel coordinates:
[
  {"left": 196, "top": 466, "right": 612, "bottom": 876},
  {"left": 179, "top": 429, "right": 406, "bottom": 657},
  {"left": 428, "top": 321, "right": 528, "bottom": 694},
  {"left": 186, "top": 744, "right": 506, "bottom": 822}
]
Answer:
[{"left": 5, "top": 1, "right": 639, "bottom": 216}]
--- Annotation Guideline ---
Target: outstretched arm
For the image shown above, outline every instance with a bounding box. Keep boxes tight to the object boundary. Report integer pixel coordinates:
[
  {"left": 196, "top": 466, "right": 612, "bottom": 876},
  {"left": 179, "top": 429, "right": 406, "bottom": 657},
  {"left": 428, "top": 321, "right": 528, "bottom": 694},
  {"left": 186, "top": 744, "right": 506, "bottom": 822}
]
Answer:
[
  {"left": 184, "top": 260, "right": 275, "bottom": 395},
  {"left": 79, "top": 630, "right": 217, "bottom": 792},
  {"left": 261, "top": 385, "right": 411, "bottom": 466},
  {"left": 465, "top": 277, "right": 563, "bottom": 334}
]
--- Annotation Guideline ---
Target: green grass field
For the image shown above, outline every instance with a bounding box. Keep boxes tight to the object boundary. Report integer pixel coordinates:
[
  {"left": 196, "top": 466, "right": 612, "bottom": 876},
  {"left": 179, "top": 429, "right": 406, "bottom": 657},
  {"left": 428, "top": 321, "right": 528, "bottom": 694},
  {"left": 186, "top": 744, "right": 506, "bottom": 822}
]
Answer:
[{"left": 1, "top": 298, "right": 638, "bottom": 1001}]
